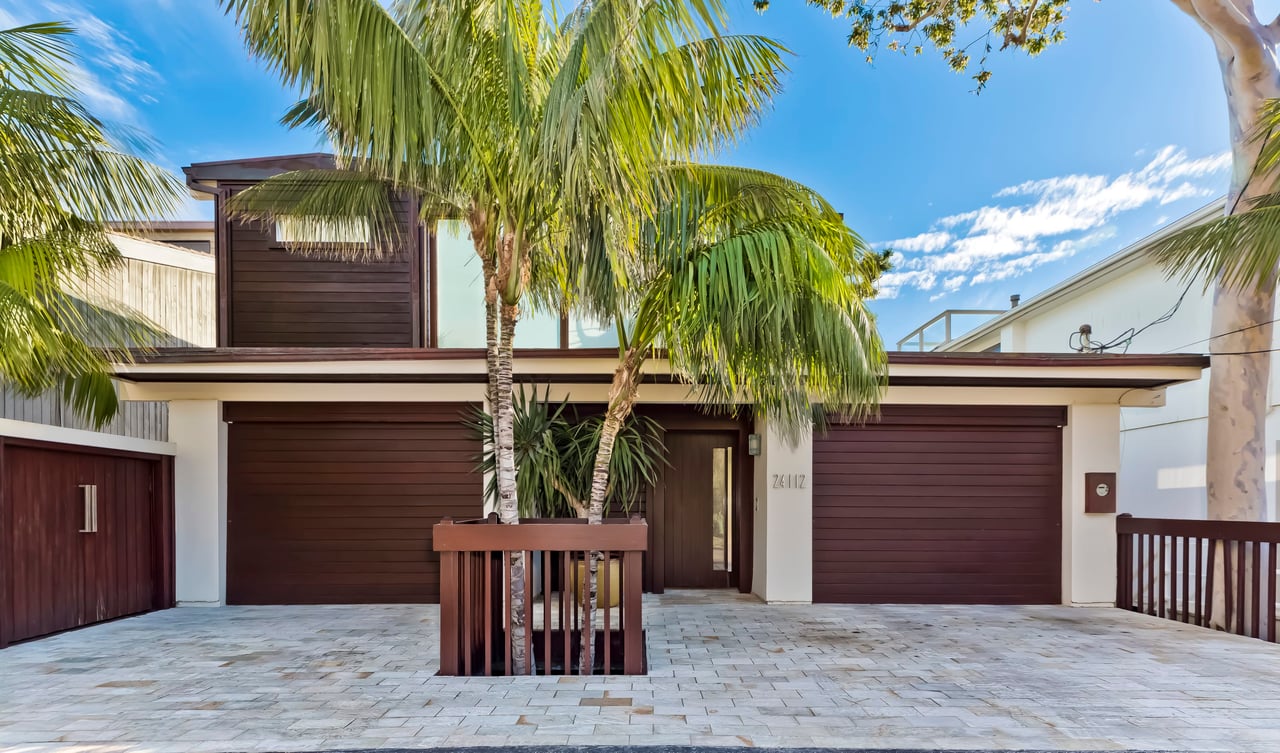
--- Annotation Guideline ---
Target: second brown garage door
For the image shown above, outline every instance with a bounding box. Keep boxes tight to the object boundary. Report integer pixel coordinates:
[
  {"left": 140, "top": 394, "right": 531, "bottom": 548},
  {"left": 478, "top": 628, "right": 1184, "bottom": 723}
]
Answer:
[
  {"left": 813, "top": 405, "right": 1064, "bottom": 604},
  {"left": 226, "top": 403, "right": 481, "bottom": 605}
]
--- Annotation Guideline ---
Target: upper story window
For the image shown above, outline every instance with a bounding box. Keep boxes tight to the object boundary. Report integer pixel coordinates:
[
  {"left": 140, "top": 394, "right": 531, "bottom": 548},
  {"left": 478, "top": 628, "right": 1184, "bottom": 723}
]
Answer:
[
  {"left": 433, "top": 220, "right": 578, "bottom": 349},
  {"left": 274, "top": 217, "right": 371, "bottom": 245}
]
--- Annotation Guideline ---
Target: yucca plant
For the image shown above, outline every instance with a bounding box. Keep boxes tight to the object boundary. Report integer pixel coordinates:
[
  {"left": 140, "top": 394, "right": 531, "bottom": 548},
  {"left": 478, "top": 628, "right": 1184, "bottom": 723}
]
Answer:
[
  {"left": 471, "top": 387, "right": 664, "bottom": 519},
  {"left": 0, "top": 21, "right": 179, "bottom": 427}
]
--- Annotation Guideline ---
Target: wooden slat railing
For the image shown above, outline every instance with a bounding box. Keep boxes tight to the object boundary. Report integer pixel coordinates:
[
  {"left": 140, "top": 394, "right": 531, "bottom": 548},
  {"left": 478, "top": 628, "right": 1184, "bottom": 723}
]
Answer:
[
  {"left": 1116, "top": 514, "right": 1279, "bottom": 642},
  {"left": 434, "top": 514, "right": 647, "bottom": 676}
]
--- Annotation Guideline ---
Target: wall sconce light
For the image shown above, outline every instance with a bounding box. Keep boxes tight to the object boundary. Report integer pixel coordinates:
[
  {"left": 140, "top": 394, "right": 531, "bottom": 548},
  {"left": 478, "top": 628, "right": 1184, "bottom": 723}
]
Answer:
[{"left": 747, "top": 433, "right": 762, "bottom": 456}]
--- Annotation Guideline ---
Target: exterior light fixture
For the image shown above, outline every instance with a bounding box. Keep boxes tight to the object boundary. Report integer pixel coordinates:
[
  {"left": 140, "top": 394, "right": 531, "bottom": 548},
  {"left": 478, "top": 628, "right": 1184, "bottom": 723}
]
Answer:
[{"left": 747, "top": 433, "right": 762, "bottom": 456}]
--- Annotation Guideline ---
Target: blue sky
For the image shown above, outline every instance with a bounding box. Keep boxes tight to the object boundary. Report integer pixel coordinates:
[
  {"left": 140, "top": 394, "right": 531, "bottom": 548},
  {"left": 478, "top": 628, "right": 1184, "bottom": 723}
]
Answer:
[{"left": 0, "top": 0, "right": 1255, "bottom": 343}]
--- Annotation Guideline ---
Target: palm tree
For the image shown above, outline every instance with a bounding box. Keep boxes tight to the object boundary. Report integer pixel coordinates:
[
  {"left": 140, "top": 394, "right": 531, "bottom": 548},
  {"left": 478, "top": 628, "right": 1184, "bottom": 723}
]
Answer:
[
  {"left": 559, "top": 163, "right": 886, "bottom": 668},
  {"left": 219, "top": 0, "right": 787, "bottom": 673},
  {"left": 0, "top": 21, "right": 181, "bottom": 427}
]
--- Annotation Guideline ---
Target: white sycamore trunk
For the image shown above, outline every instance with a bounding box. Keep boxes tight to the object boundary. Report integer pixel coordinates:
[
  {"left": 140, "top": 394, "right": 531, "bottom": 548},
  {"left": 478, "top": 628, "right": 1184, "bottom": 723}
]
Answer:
[{"left": 1174, "top": 0, "right": 1280, "bottom": 631}]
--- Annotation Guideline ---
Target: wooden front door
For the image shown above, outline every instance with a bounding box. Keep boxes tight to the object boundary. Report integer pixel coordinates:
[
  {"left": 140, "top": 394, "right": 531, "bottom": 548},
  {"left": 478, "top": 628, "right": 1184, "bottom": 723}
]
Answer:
[{"left": 661, "top": 431, "right": 738, "bottom": 589}]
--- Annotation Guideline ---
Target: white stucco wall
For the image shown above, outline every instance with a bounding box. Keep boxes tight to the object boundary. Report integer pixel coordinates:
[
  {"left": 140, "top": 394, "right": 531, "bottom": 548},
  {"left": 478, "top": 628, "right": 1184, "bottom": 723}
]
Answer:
[
  {"left": 169, "top": 400, "right": 227, "bottom": 606},
  {"left": 751, "top": 414, "right": 813, "bottom": 604},
  {"left": 1061, "top": 404, "right": 1121, "bottom": 605}
]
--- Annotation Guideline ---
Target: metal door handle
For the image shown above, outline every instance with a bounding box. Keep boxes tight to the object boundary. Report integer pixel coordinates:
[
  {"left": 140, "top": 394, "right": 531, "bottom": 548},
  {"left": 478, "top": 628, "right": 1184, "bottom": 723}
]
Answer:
[{"left": 78, "top": 484, "right": 98, "bottom": 533}]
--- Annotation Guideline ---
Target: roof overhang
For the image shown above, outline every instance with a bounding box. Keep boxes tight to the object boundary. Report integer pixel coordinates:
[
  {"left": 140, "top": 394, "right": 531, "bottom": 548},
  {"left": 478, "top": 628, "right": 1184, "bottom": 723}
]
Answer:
[
  {"left": 182, "top": 153, "right": 336, "bottom": 192},
  {"left": 114, "top": 348, "right": 1208, "bottom": 391}
]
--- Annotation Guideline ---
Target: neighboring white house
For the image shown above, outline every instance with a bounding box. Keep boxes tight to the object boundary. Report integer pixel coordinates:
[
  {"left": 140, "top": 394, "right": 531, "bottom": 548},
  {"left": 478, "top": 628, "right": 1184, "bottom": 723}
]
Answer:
[{"left": 918, "top": 199, "right": 1279, "bottom": 523}]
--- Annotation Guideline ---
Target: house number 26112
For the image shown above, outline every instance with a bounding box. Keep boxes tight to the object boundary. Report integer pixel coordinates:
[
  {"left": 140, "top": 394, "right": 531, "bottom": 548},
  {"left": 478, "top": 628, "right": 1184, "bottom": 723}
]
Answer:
[{"left": 771, "top": 473, "right": 807, "bottom": 489}]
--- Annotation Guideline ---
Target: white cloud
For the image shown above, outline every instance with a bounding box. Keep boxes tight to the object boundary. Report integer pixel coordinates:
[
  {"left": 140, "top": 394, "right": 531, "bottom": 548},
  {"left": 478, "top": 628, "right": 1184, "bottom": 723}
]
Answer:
[
  {"left": 881, "top": 230, "right": 952, "bottom": 253},
  {"left": 3, "top": 2, "right": 161, "bottom": 124},
  {"left": 879, "top": 148, "right": 1227, "bottom": 298}
]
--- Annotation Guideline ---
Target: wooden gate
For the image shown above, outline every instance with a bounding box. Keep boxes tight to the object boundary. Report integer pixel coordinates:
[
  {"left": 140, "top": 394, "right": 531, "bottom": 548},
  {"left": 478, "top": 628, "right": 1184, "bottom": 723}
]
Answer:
[{"left": 0, "top": 437, "right": 174, "bottom": 648}]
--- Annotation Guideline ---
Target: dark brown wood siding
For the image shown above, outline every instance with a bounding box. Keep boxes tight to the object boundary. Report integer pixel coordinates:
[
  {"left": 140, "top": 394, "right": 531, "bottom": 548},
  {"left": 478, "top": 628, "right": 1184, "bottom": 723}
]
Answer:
[
  {"left": 221, "top": 186, "right": 421, "bottom": 348},
  {"left": 813, "top": 405, "right": 1064, "bottom": 605},
  {"left": 0, "top": 439, "right": 172, "bottom": 647},
  {"left": 226, "top": 402, "right": 481, "bottom": 605}
]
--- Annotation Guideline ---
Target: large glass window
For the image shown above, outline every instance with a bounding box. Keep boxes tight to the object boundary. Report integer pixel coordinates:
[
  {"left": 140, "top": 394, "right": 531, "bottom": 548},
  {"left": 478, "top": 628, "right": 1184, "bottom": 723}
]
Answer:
[
  {"left": 434, "top": 220, "right": 486, "bottom": 347},
  {"left": 566, "top": 312, "right": 621, "bottom": 349},
  {"left": 434, "top": 220, "right": 561, "bottom": 348}
]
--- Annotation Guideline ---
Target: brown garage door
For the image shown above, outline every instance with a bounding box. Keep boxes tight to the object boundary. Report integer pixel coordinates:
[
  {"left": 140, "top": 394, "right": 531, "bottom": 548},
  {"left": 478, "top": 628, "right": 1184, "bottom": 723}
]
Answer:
[
  {"left": 226, "top": 403, "right": 481, "bottom": 605},
  {"left": 813, "top": 406, "right": 1064, "bottom": 604}
]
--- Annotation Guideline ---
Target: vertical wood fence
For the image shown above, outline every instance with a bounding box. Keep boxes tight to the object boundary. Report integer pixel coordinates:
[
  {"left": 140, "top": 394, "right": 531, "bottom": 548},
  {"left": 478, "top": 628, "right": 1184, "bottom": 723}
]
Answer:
[
  {"left": 1116, "top": 514, "right": 1279, "bottom": 642},
  {"left": 433, "top": 515, "right": 647, "bottom": 676}
]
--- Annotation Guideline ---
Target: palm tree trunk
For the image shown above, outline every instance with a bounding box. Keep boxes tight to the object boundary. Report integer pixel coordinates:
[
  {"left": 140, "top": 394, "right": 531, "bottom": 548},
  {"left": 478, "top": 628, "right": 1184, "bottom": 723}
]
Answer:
[
  {"left": 484, "top": 255, "right": 498, "bottom": 418},
  {"left": 1179, "top": 3, "right": 1280, "bottom": 630},
  {"left": 496, "top": 299, "right": 531, "bottom": 674},
  {"left": 579, "top": 347, "right": 645, "bottom": 674}
]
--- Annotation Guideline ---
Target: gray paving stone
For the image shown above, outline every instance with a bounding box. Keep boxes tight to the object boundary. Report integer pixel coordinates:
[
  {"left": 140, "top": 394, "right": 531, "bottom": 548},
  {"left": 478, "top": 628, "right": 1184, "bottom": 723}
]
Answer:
[{"left": 2, "top": 592, "right": 1279, "bottom": 751}]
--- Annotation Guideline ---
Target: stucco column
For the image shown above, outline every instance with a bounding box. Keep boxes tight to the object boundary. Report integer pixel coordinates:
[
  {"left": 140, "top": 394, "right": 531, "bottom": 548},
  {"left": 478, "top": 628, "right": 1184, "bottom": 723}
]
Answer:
[
  {"left": 1061, "top": 403, "right": 1121, "bottom": 605},
  {"left": 751, "top": 414, "right": 814, "bottom": 603},
  {"left": 169, "top": 400, "right": 227, "bottom": 606}
]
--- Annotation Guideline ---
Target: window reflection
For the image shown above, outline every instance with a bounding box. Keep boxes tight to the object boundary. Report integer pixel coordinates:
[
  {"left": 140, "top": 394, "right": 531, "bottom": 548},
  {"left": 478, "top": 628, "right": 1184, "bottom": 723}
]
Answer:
[
  {"left": 434, "top": 221, "right": 560, "bottom": 347},
  {"left": 712, "top": 446, "right": 733, "bottom": 572}
]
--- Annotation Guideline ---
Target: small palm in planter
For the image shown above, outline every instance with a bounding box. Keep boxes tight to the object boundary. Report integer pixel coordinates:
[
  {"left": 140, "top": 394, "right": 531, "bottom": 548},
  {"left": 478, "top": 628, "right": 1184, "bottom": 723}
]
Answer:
[{"left": 472, "top": 388, "right": 664, "bottom": 606}]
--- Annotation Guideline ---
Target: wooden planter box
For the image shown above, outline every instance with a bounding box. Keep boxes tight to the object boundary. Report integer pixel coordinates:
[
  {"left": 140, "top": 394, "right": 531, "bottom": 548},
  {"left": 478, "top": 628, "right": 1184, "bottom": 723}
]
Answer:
[{"left": 434, "top": 515, "right": 648, "bottom": 676}]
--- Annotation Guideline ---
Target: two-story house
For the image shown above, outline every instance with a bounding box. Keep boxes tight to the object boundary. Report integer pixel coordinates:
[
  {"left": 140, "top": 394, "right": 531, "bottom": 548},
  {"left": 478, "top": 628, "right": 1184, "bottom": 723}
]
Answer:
[{"left": 1, "top": 153, "right": 1215, "bottom": 653}]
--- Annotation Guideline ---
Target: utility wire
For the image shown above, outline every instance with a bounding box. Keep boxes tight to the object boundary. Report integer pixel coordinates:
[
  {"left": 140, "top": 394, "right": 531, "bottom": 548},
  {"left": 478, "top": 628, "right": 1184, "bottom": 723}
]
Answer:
[
  {"left": 1069, "top": 281, "right": 1194, "bottom": 353},
  {"left": 1162, "top": 315, "right": 1280, "bottom": 353}
]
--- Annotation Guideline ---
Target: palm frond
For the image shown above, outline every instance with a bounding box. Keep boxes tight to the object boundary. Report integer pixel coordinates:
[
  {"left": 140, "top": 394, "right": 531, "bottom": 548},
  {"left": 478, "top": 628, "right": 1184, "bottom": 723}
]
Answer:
[
  {"left": 226, "top": 169, "right": 408, "bottom": 260},
  {"left": 1148, "top": 204, "right": 1280, "bottom": 293},
  {"left": 0, "top": 21, "right": 181, "bottom": 426}
]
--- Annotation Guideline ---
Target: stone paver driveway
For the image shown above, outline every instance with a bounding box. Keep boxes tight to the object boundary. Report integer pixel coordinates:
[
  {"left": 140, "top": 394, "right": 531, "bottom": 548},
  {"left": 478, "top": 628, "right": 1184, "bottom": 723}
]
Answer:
[{"left": 2, "top": 591, "right": 1279, "bottom": 752}]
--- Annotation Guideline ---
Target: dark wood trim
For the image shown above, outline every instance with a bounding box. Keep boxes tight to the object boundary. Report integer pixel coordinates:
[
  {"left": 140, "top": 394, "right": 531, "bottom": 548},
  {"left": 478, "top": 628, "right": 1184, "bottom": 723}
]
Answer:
[
  {"left": 131, "top": 348, "right": 1209, "bottom": 369},
  {"left": 0, "top": 435, "right": 170, "bottom": 463},
  {"left": 117, "top": 370, "right": 1189, "bottom": 391},
  {"left": 408, "top": 195, "right": 425, "bottom": 348},
  {"left": 0, "top": 437, "right": 9, "bottom": 649},
  {"left": 215, "top": 188, "right": 232, "bottom": 347},
  {"left": 888, "top": 376, "right": 1180, "bottom": 388},
  {"left": 156, "top": 456, "right": 176, "bottom": 609},
  {"left": 428, "top": 228, "right": 439, "bottom": 347},
  {"left": 649, "top": 427, "right": 666, "bottom": 595},
  {"left": 435, "top": 517, "right": 648, "bottom": 552},
  {"left": 736, "top": 421, "right": 754, "bottom": 595},
  {"left": 889, "top": 352, "right": 1209, "bottom": 368},
  {"left": 1117, "top": 515, "right": 1280, "bottom": 543},
  {"left": 133, "top": 347, "right": 620, "bottom": 362}
]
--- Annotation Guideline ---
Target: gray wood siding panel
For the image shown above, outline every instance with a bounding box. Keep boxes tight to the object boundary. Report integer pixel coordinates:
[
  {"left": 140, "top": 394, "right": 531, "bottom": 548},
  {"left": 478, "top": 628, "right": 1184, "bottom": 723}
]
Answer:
[{"left": 2, "top": 249, "right": 214, "bottom": 442}]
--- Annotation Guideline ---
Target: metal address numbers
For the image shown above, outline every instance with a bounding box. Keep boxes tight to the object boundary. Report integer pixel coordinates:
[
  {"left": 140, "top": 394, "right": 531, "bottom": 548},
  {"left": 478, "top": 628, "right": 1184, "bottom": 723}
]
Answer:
[{"left": 771, "top": 473, "right": 807, "bottom": 489}]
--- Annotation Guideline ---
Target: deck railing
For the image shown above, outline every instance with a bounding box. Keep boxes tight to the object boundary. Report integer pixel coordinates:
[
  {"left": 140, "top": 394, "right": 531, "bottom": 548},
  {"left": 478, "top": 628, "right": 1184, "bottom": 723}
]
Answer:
[
  {"left": 433, "top": 515, "right": 647, "bottom": 676},
  {"left": 1116, "top": 514, "right": 1279, "bottom": 642}
]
